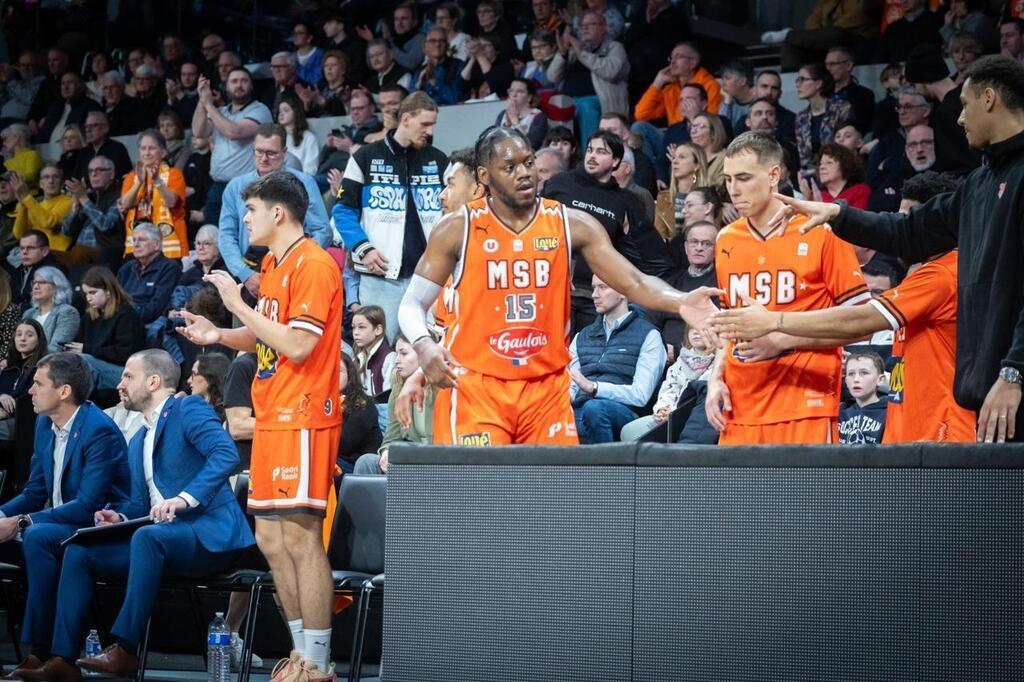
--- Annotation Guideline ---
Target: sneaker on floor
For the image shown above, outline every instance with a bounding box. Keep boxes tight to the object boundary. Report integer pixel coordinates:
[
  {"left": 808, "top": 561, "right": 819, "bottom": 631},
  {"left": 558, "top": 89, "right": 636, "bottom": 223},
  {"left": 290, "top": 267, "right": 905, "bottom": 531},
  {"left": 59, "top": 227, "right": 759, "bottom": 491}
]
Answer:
[
  {"left": 269, "top": 650, "right": 302, "bottom": 682},
  {"left": 230, "top": 634, "right": 264, "bottom": 670},
  {"left": 306, "top": 662, "right": 338, "bottom": 682},
  {"left": 288, "top": 658, "right": 337, "bottom": 682}
]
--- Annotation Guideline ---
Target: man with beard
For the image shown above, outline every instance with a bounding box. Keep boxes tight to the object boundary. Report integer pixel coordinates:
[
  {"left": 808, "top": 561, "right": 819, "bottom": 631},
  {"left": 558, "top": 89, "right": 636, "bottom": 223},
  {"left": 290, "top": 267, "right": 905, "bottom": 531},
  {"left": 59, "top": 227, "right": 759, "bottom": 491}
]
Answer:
[
  {"left": 864, "top": 87, "right": 932, "bottom": 182},
  {"left": 543, "top": 129, "right": 671, "bottom": 332},
  {"left": 395, "top": 125, "right": 718, "bottom": 447},
  {"left": 192, "top": 67, "right": 273, "bottom": 225},
  {"left": 332, "top": 92, "right": 447, "bottom": 341},
  {"left": 868, "top": 124, "right": 936, "bottom": 213}
]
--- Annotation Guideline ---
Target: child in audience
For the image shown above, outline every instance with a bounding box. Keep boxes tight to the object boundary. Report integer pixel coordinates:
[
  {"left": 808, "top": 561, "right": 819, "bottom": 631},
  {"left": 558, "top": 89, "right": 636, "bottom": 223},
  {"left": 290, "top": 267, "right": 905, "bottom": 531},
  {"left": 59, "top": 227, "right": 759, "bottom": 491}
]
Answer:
[
  {"left": 352, "top": 304, "right": 396, "bottom": 431},
  {"left": 620, "top": 326, "right": 715, "bottom": 441},
  {"left": 337, "top": 352, "right": 382, "bottom": 474},
  {"left": 354, "top": 333, "right": 436, "bottom": 475},
  {"left": 838, "top": 351, "right": 888, "bottom": 445}
]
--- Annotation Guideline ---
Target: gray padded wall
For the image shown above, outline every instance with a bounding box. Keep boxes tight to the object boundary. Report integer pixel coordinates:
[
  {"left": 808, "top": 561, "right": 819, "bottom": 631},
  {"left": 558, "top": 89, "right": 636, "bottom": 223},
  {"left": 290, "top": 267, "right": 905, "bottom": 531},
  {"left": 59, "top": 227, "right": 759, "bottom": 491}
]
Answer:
[{"left": 384, "top": 446, "right": 637, "bottom": 682}]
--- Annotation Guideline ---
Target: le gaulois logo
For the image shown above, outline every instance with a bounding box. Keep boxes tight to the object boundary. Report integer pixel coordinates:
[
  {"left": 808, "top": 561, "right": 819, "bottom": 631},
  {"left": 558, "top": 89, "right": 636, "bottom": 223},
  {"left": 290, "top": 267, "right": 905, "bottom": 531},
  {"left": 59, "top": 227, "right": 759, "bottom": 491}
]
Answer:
[{"left": 488, "top": 326, "right": 548, "bottom": 360}]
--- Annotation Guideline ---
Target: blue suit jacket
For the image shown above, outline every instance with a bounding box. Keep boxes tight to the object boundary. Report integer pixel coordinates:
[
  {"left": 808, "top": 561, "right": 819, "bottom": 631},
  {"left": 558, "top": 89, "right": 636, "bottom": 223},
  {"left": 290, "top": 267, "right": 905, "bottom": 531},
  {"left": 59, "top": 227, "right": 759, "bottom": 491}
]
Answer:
[
  {"left": 117, "top": 395, "right": 254, "bottom": 554},
  {"left": 0, "top": 402, "right": 129, "bottom": 526}
]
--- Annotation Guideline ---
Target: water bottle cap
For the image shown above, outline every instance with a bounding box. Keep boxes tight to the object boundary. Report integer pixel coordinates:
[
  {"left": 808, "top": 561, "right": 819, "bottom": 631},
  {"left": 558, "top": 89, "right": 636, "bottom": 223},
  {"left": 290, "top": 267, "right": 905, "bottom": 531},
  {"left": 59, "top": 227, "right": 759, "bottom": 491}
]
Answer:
[{"left": 215, "top": 611, "right": 224, "bottom": 617}]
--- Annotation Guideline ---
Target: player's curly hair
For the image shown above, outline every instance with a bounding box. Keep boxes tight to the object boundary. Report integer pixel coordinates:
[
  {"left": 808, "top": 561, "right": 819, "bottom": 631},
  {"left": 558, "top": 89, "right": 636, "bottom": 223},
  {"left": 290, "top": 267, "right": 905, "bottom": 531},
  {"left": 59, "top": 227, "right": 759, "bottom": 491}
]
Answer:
[
  {"left": 474, "top": 125, "right": 532, "bottom": 171},
  {"left": 900, "top": 170, "right": 959, "bottom": 204}
]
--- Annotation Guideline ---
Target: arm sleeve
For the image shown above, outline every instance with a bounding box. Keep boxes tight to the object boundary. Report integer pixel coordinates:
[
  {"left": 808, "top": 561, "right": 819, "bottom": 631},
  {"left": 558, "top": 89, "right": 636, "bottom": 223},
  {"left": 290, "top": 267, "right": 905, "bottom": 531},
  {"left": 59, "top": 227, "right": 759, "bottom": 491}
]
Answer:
[
  {"left": 594, "top": 329, "right": 667, "bottom": 406},
  {"left": 0, "top": 438, "right": 48, "bottom": 517},
  {"left": 88, "top": 309, "right": 141, "bottom": 364},
  {"left": 300, "top": 173, "right": 333, "bottom": 248},
  {"left": 831, "top": 190, "right": 961, "bottom": 263},
  {"left": 46, "top": 306, "right": 80, "bottom": 351},
  {"left": 634, "top": 84, "right": 667, "bottom": 122},
  {"left": 217, "top": 181, "right": 255, "bottom": 281},
  {"left": 80, "top": 200, "right": 123, "bottom": 233},
  {"left": 869, "top": 259, "right": 954, "bottom": 331},
  {"left": 577, "top": 42, "right": 629, "bottom": 82},
  {"left": 179, "top": 398, "right": 239, "bottom": 508},
  {"left": 546, "top": 52, "right": 568, "bottom": 83},
  {"left": 333, "top": 155, "right": 371, "bottom": 256}
]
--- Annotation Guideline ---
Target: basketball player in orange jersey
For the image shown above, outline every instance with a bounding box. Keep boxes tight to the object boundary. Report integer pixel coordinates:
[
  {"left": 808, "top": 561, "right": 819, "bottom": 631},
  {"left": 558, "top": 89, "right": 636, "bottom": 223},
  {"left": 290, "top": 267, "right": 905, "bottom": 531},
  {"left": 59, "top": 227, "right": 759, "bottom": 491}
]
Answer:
[
  {"left": 707, "top": 131, "right": 870, "bottom": 445},
  {"left": 178, "top": 172, "right": 342, "bottom": 680},
  {"left": 397, "top": 126, "right": 721, "bottom": 446},
  {"left": 433, "top": 148, "right": 484, "bottom": 330},
  {"left": 709, "top": 171, "right": 975, "bottom": 443}
]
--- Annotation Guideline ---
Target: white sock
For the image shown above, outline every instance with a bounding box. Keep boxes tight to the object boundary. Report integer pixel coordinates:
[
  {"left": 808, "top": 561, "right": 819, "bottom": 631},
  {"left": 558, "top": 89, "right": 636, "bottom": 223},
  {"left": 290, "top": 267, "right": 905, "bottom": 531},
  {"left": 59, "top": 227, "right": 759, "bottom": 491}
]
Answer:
[
  {"left": 287, "top": 619, "right": 305, "bottom": 656},
  {"left": 305, "top": 628, "right": 331, "bottom": 672}
]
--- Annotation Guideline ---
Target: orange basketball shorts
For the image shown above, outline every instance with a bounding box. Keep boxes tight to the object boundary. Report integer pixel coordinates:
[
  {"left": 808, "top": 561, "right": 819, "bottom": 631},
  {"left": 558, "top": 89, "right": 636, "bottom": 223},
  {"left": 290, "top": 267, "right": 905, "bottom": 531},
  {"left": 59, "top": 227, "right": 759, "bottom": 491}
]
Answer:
[
  {"left": 719, "top": 417, "right": 838, "bottom": 446},
  {"left": 248, "top": 426, "right": 341, "bottom": 517},
  {"left": 433, "top": 369, "right": 579, "bottom": 446}
]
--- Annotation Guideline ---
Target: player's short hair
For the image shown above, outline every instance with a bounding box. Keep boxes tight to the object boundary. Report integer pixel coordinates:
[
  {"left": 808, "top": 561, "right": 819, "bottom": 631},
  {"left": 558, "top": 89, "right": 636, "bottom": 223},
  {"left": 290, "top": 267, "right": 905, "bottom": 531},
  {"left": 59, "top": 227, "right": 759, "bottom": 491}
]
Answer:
[
  {"left": 474, "top": 125, "right": 532, "bottom": 170},
  {"left": 724, "top": 131, "right": 784, "bottom": 167},
  {"left": 242, "top": 171, "right": 309, "bottom": 223},
  {"left": 37, "top": 352, "right": 93, "bottom": 405},
  {"left": 900, "top": 170, "right": 959, "bottom": 204},
  {"left": 586, "top": 129, "right": 624, "bottom": 162},
  {"left": 254, "top": 122, "right": 287, "bottom": 148},
  {"left": 447, "top": 147, "right": 477, "bottom": 181},
  {"left": 862, "top": 261, "right": 899, "bottom": 288},
  {"left": 131, "top": 349, "right": 181, "bottom": 390},
  {"left": 398, "top": 91, "right": 438, "bottom": 119},
  {"left": 21, "top": 229, "right": 49, "bottom": 247},
  {"left": 846, "top": 350, "right": 884, "bottom": 375},
  {"left": 964, "top": 54, "right": 1024, "bottom": 112}
]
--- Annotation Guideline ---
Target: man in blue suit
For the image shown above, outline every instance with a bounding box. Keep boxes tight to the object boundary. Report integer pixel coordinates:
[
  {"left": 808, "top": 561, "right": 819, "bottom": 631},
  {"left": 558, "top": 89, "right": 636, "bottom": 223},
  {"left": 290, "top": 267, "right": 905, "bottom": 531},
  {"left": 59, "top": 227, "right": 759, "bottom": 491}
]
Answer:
[
  {"left": 18, "top": 350, "right": 255, "bottom": 682},
  {"left": 0, "top": 353, "right": 129, "bottom": 680}
]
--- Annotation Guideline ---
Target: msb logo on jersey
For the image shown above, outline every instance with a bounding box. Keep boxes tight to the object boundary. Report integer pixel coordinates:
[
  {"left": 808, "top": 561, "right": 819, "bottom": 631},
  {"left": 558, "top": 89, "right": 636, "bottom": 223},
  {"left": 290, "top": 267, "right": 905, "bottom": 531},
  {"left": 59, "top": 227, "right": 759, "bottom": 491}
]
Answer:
[
  {"left": 534, "top": 236, "right": 559, "bottom": 251},
  {"left": 488, "top": 326, "right": 548, "bottom": 364}
]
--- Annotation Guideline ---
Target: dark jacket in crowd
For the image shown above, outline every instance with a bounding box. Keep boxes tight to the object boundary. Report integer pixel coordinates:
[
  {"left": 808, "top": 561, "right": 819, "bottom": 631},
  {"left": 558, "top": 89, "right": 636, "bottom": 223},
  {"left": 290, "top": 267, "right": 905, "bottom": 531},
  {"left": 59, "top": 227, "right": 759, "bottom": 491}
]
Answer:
[
  {"left": 183, "top": 149, "right": 211, "bottom": 214},
  {"left": 542, "top": 166, "right": 672, "bottom": 291},
  {"left": 932, "top": 84, "right": 982, "bottom": 176},
  {"left": 0, "top": 199, "right": 17, "bottom": 256},
  {"left": 8, "top": 254, "right": 62, "bottom": 309},
  {"left": 830, "top": 129, "right": 1024, "bottom": 415},
  {"left": 572, "top": 305, "right": 657, "bottom": 413},
  {"left": 71, "top": 139, "right": 133, "bottom": 182},
  {"left": 106, "top": 98, "right": 143, "bottom": 136},
  {"left": 116, "top": 253, "right": 182, "bottom": 324},
  {"left": 338, "top": 398, "right": 382, "bottom": 466},
  {"left": 76, "top": 303, "right": 145, "bottom": 366},
  {"left": 35, "top": 93, "right": 101, "bottom": 143},
  {"left": 875, "top": 10, "right": 943, "bottom": 64},
  {"left": 835, "top": 81, "right": 875, "bottom": 134}
]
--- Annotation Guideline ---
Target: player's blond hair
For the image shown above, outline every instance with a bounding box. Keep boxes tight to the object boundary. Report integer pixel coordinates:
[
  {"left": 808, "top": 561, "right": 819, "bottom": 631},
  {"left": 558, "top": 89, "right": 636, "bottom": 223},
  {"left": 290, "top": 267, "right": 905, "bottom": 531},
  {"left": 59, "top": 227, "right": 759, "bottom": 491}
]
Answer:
[{"left": 724, "top": 131, "right": 783, "bottom": 167}]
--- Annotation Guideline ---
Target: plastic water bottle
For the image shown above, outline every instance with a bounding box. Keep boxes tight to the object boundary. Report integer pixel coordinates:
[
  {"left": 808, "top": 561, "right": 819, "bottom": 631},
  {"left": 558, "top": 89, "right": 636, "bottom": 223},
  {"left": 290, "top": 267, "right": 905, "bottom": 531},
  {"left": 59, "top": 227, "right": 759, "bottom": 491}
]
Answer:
[
  {"left": 207, "top": 612, "right": 231, "bottom": 682},
  {"left": 83, "top": 630, "right": 102, "bottom": 677}
]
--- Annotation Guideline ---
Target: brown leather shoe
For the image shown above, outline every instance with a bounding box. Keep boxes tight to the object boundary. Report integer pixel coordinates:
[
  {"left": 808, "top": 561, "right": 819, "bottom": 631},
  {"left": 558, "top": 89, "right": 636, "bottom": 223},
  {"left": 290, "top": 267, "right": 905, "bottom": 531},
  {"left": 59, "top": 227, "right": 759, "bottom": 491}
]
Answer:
[
  {"left": 4, "top": 654, "right": 43, "bottom": 679},
  {"left": 76, "top": 643, "right": 137, "bottom": 676},
  {"left": 14, "top": 656, "right": 80, "bottom": 682}
]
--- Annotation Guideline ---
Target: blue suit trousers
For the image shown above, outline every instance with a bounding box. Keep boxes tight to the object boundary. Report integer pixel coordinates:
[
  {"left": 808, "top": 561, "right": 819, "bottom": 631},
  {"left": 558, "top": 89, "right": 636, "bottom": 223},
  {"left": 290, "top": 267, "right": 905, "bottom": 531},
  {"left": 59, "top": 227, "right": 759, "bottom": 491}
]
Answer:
[{"left": 50, "top": 521, "right": 236, "bottom": 660}]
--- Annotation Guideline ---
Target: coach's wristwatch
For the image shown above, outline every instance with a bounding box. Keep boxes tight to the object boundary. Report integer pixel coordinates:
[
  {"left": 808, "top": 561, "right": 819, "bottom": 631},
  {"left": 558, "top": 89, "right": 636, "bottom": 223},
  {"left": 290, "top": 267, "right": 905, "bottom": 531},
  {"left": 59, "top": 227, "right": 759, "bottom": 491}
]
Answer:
[
  {"left": 16, "top": 514, "right": 30, "bottom": 531},
  {"left": 999, "top": 366, "right": 1023, "bottom": 385}
]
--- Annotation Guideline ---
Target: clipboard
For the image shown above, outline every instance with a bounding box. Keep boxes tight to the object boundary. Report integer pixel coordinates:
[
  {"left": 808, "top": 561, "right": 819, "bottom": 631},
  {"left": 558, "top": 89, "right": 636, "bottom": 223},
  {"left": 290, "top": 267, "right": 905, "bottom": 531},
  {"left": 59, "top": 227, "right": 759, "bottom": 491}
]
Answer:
[{"left": 60, "top": 517, "right": 155, "bottom": 547}]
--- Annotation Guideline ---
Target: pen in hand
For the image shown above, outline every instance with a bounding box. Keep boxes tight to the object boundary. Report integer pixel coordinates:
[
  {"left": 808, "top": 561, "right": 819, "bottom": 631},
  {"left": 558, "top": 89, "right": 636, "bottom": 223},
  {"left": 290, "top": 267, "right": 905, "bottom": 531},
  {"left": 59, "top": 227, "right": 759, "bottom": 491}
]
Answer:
[{"left": 94, "top": 503, "right": 112, "bottom": 527}]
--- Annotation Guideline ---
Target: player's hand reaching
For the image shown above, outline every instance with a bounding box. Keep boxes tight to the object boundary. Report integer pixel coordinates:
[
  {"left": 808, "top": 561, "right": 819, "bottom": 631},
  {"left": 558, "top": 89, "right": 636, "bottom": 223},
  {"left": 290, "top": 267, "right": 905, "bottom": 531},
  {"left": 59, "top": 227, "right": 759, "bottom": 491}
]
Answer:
[
  {"left": 705, "top": 377, "right": 732, "bottom": 432},
  {"left": 766, "top": 192, "right": 841, "bottom": 235},
  {"left": 709, "top": 292, "right": 776, "bottom": 340},
  {"left": 416, "top": 341, "right": 462, "bottom": 389},
  {"left": 176, "top": 310, "right": 222, "bottom": 346},
  {"left": 203, "top": 269, "right": 245, "bottom": 313},
  {"left": 395, "top": 370, "right": 427, "bottom": 430},
  {"left": 677, "top": 286, "right": 725, "bottom": 345}
]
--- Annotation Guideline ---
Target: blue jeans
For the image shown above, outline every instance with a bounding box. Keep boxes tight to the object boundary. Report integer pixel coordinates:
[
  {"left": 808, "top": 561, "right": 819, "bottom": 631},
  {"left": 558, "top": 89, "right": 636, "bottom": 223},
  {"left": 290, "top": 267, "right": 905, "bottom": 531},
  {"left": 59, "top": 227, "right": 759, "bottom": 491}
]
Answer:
[
  {"left": 358, "top": 275, "right": 411, "bottom": 344},
  {"left": 573, "top": 95, "right": 601, "bottom": 149},
  {"left": 81, "top": 353, "right": 126, "bottom": 391},
  {"left": 354, "top": 453, "right": 384, "bottom": 475},
  {"left": 574, "top": 398, "right": 638, "bottom": 444}
]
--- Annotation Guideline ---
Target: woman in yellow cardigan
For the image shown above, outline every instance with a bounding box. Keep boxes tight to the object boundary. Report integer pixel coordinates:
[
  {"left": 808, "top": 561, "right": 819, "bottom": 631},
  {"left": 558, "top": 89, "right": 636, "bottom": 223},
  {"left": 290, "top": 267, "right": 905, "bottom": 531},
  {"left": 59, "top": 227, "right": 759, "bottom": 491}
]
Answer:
[
  {"left": 2, "top": 124, "right": 43, "bottom": 190},
  {"left": 11, "top": 166, "right": 74, "bottom": 252}
]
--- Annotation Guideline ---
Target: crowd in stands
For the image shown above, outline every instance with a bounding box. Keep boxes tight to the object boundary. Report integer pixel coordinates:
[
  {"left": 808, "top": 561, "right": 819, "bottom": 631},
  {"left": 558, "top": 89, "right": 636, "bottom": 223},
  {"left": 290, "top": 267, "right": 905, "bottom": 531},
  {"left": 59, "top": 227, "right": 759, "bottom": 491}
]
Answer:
[{"left": 0, "top": 0, "right": 1013, "bottom": 475}]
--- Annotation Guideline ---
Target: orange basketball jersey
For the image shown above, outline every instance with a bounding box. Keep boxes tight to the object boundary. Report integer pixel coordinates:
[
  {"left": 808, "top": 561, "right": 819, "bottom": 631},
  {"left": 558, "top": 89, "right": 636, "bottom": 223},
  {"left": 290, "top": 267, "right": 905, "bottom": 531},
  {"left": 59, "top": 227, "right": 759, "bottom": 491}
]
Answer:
[
  {"left": 716, "top": 213, "right": 870, "bottom": 426},
  {"left": 443, "top": 196, "right": 572, "bottom": 380},
  {"left": 870, "top": 251, "right": 975, "bottom": 443},
  {"left": 252, "top": 237, "right": 344, "bottom": 430}
]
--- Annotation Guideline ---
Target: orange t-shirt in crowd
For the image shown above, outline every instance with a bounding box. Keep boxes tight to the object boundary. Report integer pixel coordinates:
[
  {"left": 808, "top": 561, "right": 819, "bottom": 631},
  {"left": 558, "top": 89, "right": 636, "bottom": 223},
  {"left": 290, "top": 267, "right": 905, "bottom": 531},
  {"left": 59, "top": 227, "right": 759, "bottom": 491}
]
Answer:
[
  {"left": 251, "top": 237, "right": 344, "bottom": 430},
  {"left": 715, "top": 213, "right": 870, "bottom": 426},
  {"left": 442, "top": 196, "right": 572, "bottom": 380},
  {"left": 1012, "top": 0, "right": 1024, "bottom": 17},
  {"left": 880, "top": 0, "right": 942, "bottom": 31},
  {"left": 869, "top": 250, "right": 975, "bottom": 443}
]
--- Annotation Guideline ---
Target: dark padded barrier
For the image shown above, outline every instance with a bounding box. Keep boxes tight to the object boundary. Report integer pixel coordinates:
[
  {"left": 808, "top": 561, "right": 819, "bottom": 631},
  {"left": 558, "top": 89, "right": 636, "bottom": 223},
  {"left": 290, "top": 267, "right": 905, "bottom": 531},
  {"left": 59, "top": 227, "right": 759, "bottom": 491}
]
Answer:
[{"left": 385, "top": 443, "right": 1024, "bottom": 681}]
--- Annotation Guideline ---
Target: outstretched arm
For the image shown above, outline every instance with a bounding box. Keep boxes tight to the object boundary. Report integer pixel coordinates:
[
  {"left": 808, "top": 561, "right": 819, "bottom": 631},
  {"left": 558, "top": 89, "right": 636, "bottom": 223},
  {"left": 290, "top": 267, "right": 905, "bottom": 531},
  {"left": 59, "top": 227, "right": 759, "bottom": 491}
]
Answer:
[
  {"left": 711, "top": 293, "right": 888, "bottom": 341},
  {"left": 569, "top": 208, "right": 721, "bottom": 330}
]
